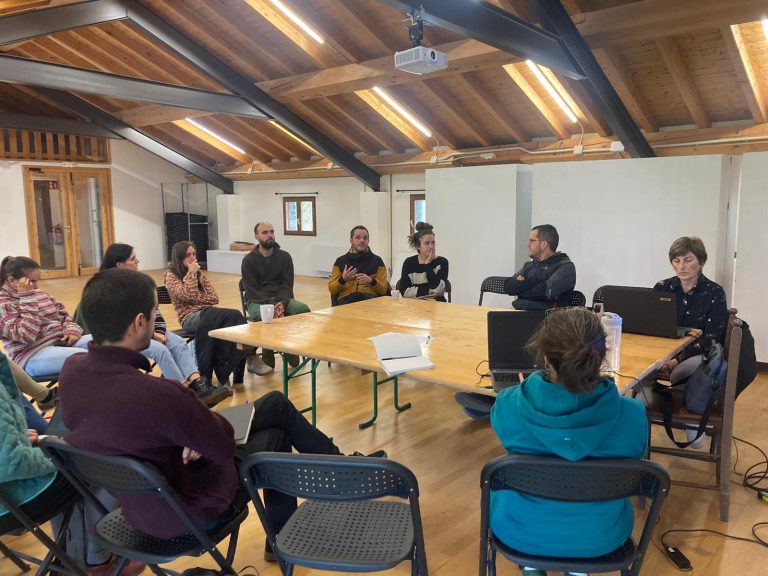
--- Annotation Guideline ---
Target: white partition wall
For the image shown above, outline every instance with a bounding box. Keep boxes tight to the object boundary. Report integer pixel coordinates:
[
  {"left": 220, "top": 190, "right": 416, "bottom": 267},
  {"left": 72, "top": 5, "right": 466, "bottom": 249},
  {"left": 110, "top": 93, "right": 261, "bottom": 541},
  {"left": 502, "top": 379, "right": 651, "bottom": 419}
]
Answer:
[
  {"left": 733, "top": 152, "right": 768, "bottom": 361},
  {"left": 532, "top": 155, "right": 733, "bottom": 306},
  {"left": 426, "top": 164, "right": 532, "bottom": 306}
]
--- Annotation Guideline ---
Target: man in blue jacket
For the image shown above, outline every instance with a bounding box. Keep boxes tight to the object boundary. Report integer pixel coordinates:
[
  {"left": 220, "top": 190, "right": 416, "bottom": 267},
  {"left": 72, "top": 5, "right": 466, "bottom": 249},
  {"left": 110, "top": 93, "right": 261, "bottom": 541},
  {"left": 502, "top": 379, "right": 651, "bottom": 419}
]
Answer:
[{"left": 504, "top": 224, "right": 576, "bottom": 310}]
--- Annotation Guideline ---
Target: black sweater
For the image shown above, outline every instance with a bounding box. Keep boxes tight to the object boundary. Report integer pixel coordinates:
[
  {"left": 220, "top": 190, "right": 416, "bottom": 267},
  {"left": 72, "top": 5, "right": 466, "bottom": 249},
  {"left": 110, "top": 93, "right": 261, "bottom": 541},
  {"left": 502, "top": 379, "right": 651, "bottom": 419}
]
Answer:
[
  {"left": 241, "top": 245, "right": 294, "bottom": 305},
  {"left": 504, "top": 252, "right": 576, "bottom": 310}
]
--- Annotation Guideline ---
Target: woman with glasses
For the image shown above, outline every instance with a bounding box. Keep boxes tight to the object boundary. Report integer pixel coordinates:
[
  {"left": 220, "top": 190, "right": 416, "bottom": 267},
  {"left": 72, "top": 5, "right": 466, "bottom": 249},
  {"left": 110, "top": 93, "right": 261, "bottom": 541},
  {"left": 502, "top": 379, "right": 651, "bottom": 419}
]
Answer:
[{"left": 489, "top": 307, "right": 647, "bottom": 573}]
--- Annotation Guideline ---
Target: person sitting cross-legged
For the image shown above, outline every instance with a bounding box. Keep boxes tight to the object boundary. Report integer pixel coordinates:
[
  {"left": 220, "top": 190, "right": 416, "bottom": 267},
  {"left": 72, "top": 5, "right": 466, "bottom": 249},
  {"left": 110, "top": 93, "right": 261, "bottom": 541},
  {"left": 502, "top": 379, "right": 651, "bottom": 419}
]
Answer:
[
  {"left": 60, "top": 268, "right": 387, "bottom": 562},
  {"left": 241, "top": 222, "right": 309, "bottom": 375}
]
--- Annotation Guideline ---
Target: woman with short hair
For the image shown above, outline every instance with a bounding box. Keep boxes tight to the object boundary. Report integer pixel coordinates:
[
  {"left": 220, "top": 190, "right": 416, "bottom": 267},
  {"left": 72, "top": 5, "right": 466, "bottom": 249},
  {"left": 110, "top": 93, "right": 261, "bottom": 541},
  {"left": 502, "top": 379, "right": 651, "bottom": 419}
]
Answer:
[
  {"left": 490, "top": 307, "right": 648, "bottom": 570},
  {"left": 163, "top": 241, "right": 246, "bottom": 386},
  {"left": 398, "top": 222, "right": 449, "bottom": 301}
]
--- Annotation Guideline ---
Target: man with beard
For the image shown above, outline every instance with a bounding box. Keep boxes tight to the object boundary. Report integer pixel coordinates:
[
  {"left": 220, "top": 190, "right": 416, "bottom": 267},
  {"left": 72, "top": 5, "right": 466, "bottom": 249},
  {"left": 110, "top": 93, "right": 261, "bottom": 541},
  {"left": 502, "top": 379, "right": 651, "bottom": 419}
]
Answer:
[
  {"left": 329, "top": 225, "right": 389, "bottom": 305},
  {"left": 241, "top": 222, "right": 307, "bottom": 374},
  {"left": 504, "top": 224, "right": 576, "bottom": 310}
]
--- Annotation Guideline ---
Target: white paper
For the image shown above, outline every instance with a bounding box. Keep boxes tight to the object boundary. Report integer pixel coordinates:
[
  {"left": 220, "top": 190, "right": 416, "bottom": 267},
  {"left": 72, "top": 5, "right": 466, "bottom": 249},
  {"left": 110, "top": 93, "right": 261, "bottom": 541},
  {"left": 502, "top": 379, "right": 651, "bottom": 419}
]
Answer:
[
  {"left": 370, "top": 333, "right": 424, "bottom": 361},
  {"left": 380, "top": 356, "right": 435, "bottom": 376}
]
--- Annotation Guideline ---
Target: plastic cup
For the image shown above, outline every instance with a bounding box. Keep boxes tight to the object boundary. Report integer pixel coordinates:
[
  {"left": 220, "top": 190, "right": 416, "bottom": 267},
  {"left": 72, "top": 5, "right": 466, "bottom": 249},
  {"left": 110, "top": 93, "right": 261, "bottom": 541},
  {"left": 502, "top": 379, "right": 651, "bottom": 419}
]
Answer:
[{"left": 260, "top": 304, "right": 275, "bottom": 323}]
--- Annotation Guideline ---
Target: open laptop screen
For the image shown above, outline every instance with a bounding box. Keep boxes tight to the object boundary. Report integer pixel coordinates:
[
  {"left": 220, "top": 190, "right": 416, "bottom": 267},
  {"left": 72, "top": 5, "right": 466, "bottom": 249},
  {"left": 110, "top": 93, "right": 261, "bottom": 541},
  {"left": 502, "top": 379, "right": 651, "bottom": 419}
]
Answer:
[{"left": 487, "top": 311, "right": 546, "bottom": 372}]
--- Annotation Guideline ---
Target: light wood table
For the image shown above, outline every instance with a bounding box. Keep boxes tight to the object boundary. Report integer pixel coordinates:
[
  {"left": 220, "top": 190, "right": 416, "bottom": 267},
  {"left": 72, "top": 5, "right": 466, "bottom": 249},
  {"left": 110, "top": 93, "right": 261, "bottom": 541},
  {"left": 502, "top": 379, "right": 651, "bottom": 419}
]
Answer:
[{"left": 210, "top": 298, "right": 695, "bottom": 426}]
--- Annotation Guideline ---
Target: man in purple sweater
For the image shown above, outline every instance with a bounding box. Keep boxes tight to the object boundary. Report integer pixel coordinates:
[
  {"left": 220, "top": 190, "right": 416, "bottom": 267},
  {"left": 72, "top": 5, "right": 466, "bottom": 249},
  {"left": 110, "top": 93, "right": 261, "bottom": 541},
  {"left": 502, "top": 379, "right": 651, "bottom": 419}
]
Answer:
[{"left": 60, "top": 269, "right": 384, "bottom": 559}]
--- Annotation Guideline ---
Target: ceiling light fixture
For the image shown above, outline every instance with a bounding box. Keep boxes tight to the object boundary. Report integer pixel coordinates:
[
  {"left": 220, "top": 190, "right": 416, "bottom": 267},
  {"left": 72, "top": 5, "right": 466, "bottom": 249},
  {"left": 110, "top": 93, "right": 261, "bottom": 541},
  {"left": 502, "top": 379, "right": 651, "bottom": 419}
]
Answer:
[
  {"left": 268, "top": 0, "right": 324, "bottom": 44},
  {"left": 184, "top": 117, "right": 246, "bottom": 154},
  {"left": 269, "top": 120, "right": 321, "bottom": 155},
  {"left": 525, "top": 60, "right": 578, "bottom": 123},
  {"left": 763, "top": 18, "right": 768, "bottom": 42},
  {"left": 372, "top": 86, "right": 432, "bottom": 138}
]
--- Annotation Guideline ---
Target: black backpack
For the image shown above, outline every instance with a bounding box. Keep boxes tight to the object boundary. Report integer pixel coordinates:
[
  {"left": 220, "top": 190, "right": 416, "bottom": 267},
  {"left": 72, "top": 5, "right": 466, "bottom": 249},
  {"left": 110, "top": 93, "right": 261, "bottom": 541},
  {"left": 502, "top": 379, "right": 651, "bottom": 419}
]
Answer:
[{"left": 735, "top": 319, "right": 757, "bottom": 398}]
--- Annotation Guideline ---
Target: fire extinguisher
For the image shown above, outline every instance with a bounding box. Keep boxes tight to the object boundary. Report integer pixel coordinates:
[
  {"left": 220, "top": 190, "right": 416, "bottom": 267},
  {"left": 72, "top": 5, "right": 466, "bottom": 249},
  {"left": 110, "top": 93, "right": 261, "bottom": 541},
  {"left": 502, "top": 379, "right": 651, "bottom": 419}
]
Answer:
[{"left": 51, "top": 224, "right": 64, "bottom": 245}]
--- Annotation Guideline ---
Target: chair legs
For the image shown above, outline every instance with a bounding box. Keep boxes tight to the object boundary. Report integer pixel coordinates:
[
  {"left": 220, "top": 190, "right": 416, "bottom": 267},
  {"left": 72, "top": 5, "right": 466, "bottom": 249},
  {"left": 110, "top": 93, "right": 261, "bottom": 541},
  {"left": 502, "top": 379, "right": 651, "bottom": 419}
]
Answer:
[{"left": 0, "top": 539, "right": 31, "bottom": 572}]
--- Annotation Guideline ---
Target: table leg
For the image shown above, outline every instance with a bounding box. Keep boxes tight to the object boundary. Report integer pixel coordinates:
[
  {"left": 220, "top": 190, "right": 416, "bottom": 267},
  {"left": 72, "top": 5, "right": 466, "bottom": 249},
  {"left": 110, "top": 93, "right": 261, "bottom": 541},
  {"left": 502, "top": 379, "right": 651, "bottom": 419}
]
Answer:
[
  {"left": 359, "top": 372, "right": 411, "bottom": 429},
  {"left": 281, "top": 355, "right": 318, "bottom": 426}
]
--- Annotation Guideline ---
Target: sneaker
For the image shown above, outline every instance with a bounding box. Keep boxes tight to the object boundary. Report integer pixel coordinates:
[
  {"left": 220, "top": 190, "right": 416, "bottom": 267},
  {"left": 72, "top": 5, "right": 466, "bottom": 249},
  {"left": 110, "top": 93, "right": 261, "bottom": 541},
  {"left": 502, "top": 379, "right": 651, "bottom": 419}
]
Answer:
[
  {"left": 189, "top": 377, "right": 229, "bottom": 408},
  {"left": 262, "top": 349, "right": 276, "bottom": 369},
  {"left": 285, "top": 353, "right": 301, "bottom": 368},
  {"left": 350, "top": 450, "right": 388, "bottom": 458},
  {"left": 86, "top": 556, "right": 145, "bottom": 576},
  {"left": 686, "top": 427, "right": 706, "bottom": 449},
  {"left": 247, "top": 353, "right": 273, "bottom": 376},
  {"left": 37, "top": 387, "right": 59, "bottom": 411}
]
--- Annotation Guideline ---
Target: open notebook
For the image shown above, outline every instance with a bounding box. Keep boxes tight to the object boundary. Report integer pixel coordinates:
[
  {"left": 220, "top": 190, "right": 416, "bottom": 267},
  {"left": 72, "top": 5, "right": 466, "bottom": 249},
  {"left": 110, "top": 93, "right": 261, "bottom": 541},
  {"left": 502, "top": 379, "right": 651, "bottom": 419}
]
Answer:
[{"left": 370, "top": 332, "right": 435, "bottom": 376}]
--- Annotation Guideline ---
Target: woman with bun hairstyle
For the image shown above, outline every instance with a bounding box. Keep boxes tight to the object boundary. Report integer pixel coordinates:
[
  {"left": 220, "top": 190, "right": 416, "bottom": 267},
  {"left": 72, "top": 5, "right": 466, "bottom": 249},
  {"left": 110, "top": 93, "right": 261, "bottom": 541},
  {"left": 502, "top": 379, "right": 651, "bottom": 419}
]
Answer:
[
  {"left": 0, "top": 256, "right": 88, "bottom": 377},
  {"left": 398, "top": 222, "right": 449, "bottom": 301},
  {"left": 489, "top": 307, "right": 648, "bottom": 564}
]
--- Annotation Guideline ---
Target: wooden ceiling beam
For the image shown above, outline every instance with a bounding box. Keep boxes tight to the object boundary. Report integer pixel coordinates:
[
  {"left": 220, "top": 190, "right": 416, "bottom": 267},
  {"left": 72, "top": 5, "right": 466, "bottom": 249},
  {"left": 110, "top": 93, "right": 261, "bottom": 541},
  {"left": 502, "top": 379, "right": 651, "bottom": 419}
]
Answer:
[
  {"left": 354, "top": 89, "right": 432, "bottom": 151},
  {"left": 202, "top": 116, "right": 273, "bottom": 164},
  {"left": 560, "top": 77, "right": 610, "bottom": 137},
  {"left": 173, "top": 119, "right": 252, "bottom": 165},
  {"left": 290, "top": 100, "right": 377, "bottom": 156},
  {"left": 258, "top": 39, "right": 518, "bottom": 101},
  {"left": 593, "top": 47, "right": 657, "bottom": 133},
  {"left": 721, "top": 24, "right": 766, "bottom": 124},
  {"left": 577, "top": 0, "right": 768, "bottom": 48},
  {"left": 503, "top": 63, "right": 570, "bottom": 140},
  {"left": 242, "top": 0, "right": 347, "bottom": 68},
  {"left": 655, "top": 37, "right": 710, "bottom": 129},
  {"left": 323, "top": 96, "right": 404, "bottom": 153},
  {"left": 388, "top": 84, "right": 458, "bottom": 150},
  {"left": 336, "top": 0, "right": 399, "bottom": 53},
  {"left": 421, "top": 80, "right": 492, "bottom": 147},
  {"left": 218, "top": 116, "right": 290, "bottom": 162},
  {"left": 113, "top": 104, "right": 210, "bottom": 126},
  {"left": 452, "top": 73, "right": 528, "bottom": 143}
]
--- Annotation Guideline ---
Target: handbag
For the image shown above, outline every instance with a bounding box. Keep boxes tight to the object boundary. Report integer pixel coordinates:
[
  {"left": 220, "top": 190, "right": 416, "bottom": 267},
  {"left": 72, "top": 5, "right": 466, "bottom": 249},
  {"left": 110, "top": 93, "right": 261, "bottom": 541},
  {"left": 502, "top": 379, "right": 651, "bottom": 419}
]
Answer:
[{"left": 653, "top": 342, "right": 727, "bottom": 448}]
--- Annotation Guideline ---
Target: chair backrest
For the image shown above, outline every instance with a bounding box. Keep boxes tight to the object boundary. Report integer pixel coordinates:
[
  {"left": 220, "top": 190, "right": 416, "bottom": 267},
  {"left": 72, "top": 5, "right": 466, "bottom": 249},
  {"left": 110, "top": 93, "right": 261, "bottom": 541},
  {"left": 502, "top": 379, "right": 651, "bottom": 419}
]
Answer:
[
  {"left": 156, "top": 286, "right": 173, "bottom": 305},
  {"left": 479, "top": 276, "right": 507, "bottom": 306},
  {"left": 238, "top": 278, "right": 247, "bottom": 317},
  {"left": 569, "top": 290, "right": 586, "bottom": 307},
  {"left": 40, "top": 437, "right": 212, "bottom": 541},
  {"left": 241, "top": 452, "right": 418, "bottom": 502},
  {"left": 480, "top": 454, "right": 670, "bottom": 576},
  {"left": 592, "top": 285, "right": 607, "bottom": 306}
]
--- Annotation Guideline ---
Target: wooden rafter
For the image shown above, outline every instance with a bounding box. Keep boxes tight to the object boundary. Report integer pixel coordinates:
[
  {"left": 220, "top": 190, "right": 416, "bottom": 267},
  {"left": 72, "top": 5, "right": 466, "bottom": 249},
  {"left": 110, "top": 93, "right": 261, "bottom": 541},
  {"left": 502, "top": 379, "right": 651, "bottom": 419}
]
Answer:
[
  {"left": 721, "top": 24, "right": 766, "bottom": 124},
  {"left": 655, "top": 37, "right": 710, "bottom": 129},
  {"left": 421, "top": 80, "right": 492, "bottom": 147},
  {"left": 258, "top": 39, "right": 517, "bottom": 101},
  {"left": 290, "top": 100, "right": 377, "bottom": 156},
  {"left": 559, "top": 78, "right": 610, "bottom": 137},
  {"left": 503, "top": 63, "right": 570, "bottom": 140},
  {"left": 335, "top": 0, "right": 399, "bottom": 53},
  {"left": 387, "top": 84, "right": 458, "bottom": 150},
  {"left": 593, "top": 47, "right": 657, "bottom": 133},
  {"left": 323, "top": 96, "right": 404, "bottom": 153},
  {"left": 113, "top": 105, "right": 209, "bottom": 126},
  {"left": 222, "top": 116, "right": 293, "bottom": 162},
  {"left": 242, "top": 0, "right": 346, "bottom": 68},
  {"left": 354, "top": 88, "right": 432, "bottom": 151},
  {"left": 172, "top": 119, "right": 252, "bottom": 165},
  {"left": 202, "top": 116, "right": 272, "bottom": 164},
  {"left": 577, "top": 0, "right": 768, "bottom": 48},
  {"left": 451, "top": 73, "right": 528, "bottom": 143}
]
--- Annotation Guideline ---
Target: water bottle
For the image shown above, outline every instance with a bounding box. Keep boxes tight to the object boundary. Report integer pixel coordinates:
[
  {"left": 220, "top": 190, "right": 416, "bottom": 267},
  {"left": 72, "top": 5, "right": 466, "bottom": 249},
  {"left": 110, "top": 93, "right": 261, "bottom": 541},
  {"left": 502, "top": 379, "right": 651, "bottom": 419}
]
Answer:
[{"left": 600, "top": 312, "right": 622, "bottom": 373}]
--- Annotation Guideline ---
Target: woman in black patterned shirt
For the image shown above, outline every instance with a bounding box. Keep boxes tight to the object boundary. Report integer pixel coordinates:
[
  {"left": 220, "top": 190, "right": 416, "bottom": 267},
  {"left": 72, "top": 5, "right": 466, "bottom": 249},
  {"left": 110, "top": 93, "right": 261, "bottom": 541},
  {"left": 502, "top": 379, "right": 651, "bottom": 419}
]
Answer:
[{"left": 653, "top": 236, "right": 728, "bottom": 370}]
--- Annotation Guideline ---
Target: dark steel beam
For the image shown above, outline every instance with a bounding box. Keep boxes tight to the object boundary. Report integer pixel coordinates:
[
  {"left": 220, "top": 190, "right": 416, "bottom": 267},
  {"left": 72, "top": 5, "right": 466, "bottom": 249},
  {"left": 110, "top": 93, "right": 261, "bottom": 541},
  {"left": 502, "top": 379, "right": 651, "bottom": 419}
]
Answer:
[
  {"left": 0, "top": 111, "right": 120, "bottom": 139},
  {"left": 372, "top": 0, "right": 585, "bottom": 79},
  {"left": 120, "top": 0, "right": 382, "bottom": 190},
  {"left": 0, "top": 55, "right": 268, "bottom": 119},
  {"left": 528, "top": 0, "right": 654, "bottom": 158},
  {"left": 0, "top": 0, "right": 127, "bottom": 46},
  {"left": 35, "top": 88, "right": 234, "bottom": 193}
]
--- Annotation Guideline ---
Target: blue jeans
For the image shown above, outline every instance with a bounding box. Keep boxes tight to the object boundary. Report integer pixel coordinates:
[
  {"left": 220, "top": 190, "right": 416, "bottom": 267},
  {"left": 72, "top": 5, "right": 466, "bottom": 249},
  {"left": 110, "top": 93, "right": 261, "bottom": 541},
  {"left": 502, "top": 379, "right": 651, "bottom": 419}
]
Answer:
[
  {"left": 24, "top": 336, "right": 90, "bottom": 377},
  {"left": 142, "top": 332, "right": 198, "bottom": 382},
  {"left": 21, "top": 396, "right": 48, "bottom": 433}
]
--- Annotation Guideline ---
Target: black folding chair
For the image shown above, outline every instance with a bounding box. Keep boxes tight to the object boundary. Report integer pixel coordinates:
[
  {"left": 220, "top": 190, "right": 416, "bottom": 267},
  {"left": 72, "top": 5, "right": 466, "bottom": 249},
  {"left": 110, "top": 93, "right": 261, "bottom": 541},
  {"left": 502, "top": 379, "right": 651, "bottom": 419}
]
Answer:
[
  {"left": 156, "top": 286, "right": 195, "bottom": 340},
  {"left": 480, "top": 455, "right": 670, "bottom": 576},
  {"left": 568, "top": 290, "right": 587, "bottom": 307},
  {"left": 240, "top": 452, "right": 428, "bottom": 575},
  {"left": 478, "top": 276, "right": 507, "bottom": 306},
  {"left": 40, "top": 437, "right": 248, "bottom": 576},
  {"left": 0, "top": 484, "right": 85, "bottom": 576}
]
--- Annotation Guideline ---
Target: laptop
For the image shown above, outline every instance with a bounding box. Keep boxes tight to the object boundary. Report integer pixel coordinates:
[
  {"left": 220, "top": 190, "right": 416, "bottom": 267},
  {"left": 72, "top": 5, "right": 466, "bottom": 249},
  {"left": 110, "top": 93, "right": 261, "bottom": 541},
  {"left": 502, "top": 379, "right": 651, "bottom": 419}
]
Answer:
[
  {"left": 601, "top": 286, "right": 687, "bottom": 338},
  {"left": 487, "top": 311, "right": 546, "bottom": 391}
]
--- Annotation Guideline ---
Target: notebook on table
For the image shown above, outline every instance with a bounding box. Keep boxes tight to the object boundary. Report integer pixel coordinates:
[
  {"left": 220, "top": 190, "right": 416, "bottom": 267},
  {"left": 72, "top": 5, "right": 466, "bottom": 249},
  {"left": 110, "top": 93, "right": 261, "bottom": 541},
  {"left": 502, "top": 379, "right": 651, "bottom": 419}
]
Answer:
[
  {"left": 487, "top": 311, "right": 546, "bottom": 391},
  {"left": 219, "top": 404, "right": 255, "bottom": 445},
  {"left": 602, "top": 286, "right": 687, "bottom": 339}
]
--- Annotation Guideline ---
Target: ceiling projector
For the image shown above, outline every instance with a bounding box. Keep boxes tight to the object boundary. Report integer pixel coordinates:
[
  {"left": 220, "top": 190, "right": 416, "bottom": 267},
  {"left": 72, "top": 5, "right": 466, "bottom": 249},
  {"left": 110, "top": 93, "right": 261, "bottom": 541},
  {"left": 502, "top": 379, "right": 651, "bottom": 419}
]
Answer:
[{"left": 394, "top": 46, "right": 448, "bottom": 75}]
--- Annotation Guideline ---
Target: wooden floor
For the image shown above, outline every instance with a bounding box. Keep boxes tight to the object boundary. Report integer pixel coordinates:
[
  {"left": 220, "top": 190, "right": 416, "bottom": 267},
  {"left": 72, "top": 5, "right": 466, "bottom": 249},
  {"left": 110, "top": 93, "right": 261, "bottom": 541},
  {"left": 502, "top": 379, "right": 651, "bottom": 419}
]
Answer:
[{"left": 4, "top": 271, "right": 767, "bottom": 576}]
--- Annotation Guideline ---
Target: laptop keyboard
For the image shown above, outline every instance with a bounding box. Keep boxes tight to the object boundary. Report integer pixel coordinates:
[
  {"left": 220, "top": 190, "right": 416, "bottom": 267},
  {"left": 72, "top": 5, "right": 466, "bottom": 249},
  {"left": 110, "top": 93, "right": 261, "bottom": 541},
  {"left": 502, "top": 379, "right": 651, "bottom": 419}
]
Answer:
[{"left": 492, "top": 371, "right": 519, "bottom": 383}]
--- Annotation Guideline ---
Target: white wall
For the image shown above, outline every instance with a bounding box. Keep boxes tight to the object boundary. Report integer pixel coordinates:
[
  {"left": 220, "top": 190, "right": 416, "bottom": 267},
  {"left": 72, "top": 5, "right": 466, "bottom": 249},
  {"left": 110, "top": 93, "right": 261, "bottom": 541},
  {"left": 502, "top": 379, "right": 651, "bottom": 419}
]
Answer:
[
  {"left": 0, "top": 141, "right": 192, "bottom": 271},
  {"left": 426, "top": 164, "right": 532, "bottom": 306},
  {"left": 733, "top": 152, "right": 768, "bottom": 361},
  {"left": 531, "top": 155, "right": 732, "bottom": 305}
]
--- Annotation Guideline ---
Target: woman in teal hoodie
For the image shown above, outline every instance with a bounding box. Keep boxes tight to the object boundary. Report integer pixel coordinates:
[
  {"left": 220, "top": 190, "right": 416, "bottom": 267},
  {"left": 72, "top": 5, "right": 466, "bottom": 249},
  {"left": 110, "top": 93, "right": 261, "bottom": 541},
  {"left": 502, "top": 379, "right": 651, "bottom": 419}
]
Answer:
[{"left": 490, "top": 307, "right": 648, "bottom": 563}]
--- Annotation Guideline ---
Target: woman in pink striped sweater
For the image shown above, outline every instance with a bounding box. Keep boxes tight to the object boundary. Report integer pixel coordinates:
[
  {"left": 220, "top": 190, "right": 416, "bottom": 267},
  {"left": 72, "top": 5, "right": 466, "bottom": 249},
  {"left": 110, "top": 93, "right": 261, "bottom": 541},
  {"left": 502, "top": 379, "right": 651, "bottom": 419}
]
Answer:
[{"left": 0, "top": 256, "right": 88, "bottom": 377}]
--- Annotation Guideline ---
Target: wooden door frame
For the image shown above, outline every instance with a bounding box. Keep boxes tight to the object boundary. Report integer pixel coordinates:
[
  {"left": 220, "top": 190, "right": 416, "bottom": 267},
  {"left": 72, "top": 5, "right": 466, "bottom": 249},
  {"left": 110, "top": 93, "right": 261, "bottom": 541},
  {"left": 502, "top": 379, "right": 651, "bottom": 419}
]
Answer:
[{"left": 22, "top": 165, "right": 115, "bottom": 278}]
